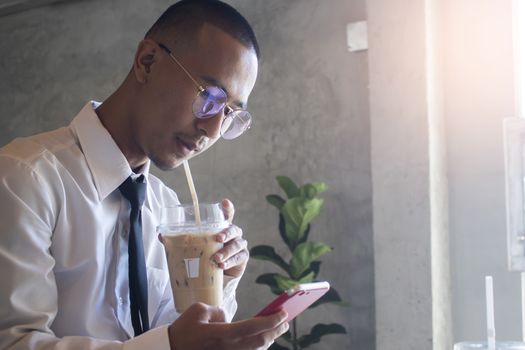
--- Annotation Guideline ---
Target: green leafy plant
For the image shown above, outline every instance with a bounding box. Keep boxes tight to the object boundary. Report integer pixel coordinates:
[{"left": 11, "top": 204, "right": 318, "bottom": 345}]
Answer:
[{"left": 250, "top": 176, "right": 348, "bottom": 350}]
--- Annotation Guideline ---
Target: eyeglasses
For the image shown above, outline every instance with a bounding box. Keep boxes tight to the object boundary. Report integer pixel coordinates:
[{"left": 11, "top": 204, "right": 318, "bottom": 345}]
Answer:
[{"left": 157, "top": 42, "right": 252, "bottom": 140}]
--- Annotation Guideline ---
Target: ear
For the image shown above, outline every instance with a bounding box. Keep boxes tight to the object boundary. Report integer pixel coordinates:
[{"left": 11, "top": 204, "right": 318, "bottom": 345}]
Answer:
[{"left": 132, "top": 39, "right": 159, "bottom": 84}]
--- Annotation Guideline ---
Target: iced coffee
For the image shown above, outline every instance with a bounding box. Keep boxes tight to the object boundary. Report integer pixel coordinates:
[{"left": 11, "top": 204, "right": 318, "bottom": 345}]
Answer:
[{"left": 158, "top": 203, "right": 229, "bottom": 313}]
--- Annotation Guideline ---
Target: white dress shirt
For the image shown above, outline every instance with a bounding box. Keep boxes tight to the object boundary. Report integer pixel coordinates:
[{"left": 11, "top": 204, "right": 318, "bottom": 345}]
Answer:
[{"left": 0, "top": 101, "right": 239, "bottom": 349}]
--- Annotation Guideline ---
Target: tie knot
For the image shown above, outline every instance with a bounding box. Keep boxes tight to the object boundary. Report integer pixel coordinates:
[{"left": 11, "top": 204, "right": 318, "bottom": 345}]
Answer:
[{"left": 119, "top": 175, "right": 147, "bottom": 209}]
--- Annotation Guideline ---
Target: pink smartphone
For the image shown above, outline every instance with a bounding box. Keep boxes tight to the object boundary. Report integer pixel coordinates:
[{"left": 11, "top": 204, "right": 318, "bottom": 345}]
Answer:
[{"left": 255, "top": 281, "right": 330, "bottom": 322}]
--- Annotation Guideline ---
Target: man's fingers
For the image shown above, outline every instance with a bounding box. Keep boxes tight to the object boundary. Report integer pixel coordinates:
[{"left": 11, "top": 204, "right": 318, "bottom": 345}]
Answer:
[
  {"left": 214, "top": 237, "right": 247, "bottom": 262},
  {"left": 236, "top": 321, "right": 290, "bottom": 349},
  {"left": 226, "top": 310, "right": 288, "bottom": 338},
  {"left": 280, "top": 322, "right": 290, "bottom": 336},
  {"left": 219, "top": 247, "right": 249, "bottom": 270},
  {"left": 207, "top": 305, "right": 227, "bottom": 323},
  {"left": 183, "top": 302, "right": 226, "bottom": 323},
  {"left": 222, "top": 198, "right": 234, "bottom": 223},
  {"left": 216, "top": 225, "right": 243, "bottom": 243},
  {"left": 170, "top": 308, "right": 288, "bottom": 350},
  {"left": 244, "top": 322, "right": 290, "bottom": 349},
  {"left": 212, "top": 225, "right": 249, "bottom": 278}
]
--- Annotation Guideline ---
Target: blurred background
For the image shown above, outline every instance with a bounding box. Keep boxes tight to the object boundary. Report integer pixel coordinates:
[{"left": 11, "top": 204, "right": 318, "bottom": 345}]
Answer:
[{"left": 0, "top": 0, "right": 519, "bottom": 349}]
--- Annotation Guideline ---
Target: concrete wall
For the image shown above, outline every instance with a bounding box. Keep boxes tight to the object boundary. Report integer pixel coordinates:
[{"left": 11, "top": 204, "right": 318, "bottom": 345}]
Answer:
[
  {"left": 443, "top": 0, "right": 519, "bottom": 343},
  {"left": 368, "top": 0, "right": 518, "bottom": 348},
  {"left": 0, "top": 0, "right": 374, "bottom": 349},
  {"left": 367, "top": 0, "right": 435, "bottom": 349}
]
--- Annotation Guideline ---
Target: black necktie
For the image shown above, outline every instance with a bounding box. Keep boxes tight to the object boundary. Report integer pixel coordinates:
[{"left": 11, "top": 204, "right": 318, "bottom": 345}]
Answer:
[{"left": 119, "top": 175, "right": 149, "bottom": 336}]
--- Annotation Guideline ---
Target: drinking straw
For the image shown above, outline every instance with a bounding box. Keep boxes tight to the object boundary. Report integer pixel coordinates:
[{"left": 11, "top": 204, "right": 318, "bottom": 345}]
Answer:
[
  {"left": 486, "top": 276, "right": 496, "bottom": 350},
  {"left": 183, "top": 160, "right": 201, "bottom": 225}
]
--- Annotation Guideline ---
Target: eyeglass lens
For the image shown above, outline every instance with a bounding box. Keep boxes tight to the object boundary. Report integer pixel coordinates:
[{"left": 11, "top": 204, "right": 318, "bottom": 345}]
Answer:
[
  {"left": 220, "top": 111, "right": 251, "bottom": 140},
  {"left": 193, "top": 86, "right": 227, "bottom": 118},
  {"left": 192, "top": 86, "right": 251, "bottom": 140}
]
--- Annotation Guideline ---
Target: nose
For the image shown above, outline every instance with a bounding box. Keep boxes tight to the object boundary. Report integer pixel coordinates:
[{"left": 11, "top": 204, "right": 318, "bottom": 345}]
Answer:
[{"left": 194, "top": 111, "right": 224, "bottom": 139}]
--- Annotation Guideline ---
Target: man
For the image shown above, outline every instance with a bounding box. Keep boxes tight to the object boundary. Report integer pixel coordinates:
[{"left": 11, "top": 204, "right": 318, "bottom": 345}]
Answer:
[{"left": 0, "top": 0, "right": 289, "bottom": 349}]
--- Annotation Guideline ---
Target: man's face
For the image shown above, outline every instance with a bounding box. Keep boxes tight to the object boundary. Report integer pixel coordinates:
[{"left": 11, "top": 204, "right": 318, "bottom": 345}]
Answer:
[{"left": 133, "top": 24, "right": 258, "bottom": 170}]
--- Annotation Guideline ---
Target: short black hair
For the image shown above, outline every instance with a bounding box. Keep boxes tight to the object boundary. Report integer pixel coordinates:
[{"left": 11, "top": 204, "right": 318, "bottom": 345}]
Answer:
[{"left": 145, "top": 0, "right": 260, "bottom": 59}]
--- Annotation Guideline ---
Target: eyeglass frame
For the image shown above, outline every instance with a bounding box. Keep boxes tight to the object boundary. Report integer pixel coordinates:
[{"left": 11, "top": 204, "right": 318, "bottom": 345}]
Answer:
[{"left": 156, "top": 41, "right": 252, "bottom": 140}]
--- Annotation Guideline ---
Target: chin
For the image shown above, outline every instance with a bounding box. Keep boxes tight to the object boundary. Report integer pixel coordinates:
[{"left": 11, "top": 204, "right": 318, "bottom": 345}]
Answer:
[{"left": 150, "top": 154, "right": 183, "bottom": 171}]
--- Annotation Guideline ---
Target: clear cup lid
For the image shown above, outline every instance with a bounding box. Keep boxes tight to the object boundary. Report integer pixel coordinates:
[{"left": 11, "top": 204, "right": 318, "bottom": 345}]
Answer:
[{"left": 157, "top": 203, "right": 229, "bottom": 234}]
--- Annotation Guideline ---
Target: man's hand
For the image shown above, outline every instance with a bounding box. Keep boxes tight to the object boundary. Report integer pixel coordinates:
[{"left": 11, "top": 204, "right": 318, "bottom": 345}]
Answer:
[
  {"left": 168, "top": 303, "right": 289, "bottom": 350},
  {"left": 212, "top": 199, "right": 249, "bottom": 279}
]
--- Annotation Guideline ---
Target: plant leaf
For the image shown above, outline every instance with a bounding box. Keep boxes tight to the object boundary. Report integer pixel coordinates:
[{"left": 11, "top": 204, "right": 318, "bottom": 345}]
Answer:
[
  {"left": 274, "top": 274, "right": 299, "bottom": 291},
  {"left": 289, "top": 242, "right": 332, "bottom": 279},
  {"left": 269, "top": 342, "right": 290, "bottom": 350},
  {"left": 255, "top": 273, "right": 285, "bottom": 295},
  {"left": 278, "top": 214, "right": 294, "bottom": 252},
  {"left": 281, "top": 331, "right": 292, "bottom": 342},
  {"left": 298, "top": 271, "right": 315, "bottom": 283},
  {"left": 299, "top": 182, "right": 328, "bottom": 199},
  {"left": 298, "top": 223, "right": 311, "bottom": 247},
  {"left": 276, "top": 176, "right": 300, "bottom": 199},
  {"left": 278, "top": 216, "right": 311, "bottom": 253},
  {"left": 310, "top": 287, "right": 349, "bottom": 308},
  {"left": 297, "top": 323, "right": 347, "bottom": 348},
  {"left": 250, "top": 245, "right": 290, "bottom": 274},
  {"left": 255, "top": 273, "right": 300, "bottom": 294},
  {"left": 299, "top": 261, "right": 322, "bottom": 280},
  {"left": 267, "top": 194, "right": 286, "bottom": 210},
  {"left": 282, "top": 198, "right": 324, "bottom": 248}
]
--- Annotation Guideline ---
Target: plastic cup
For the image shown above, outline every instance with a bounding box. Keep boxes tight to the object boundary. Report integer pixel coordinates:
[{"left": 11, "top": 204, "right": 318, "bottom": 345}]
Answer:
[{"left": 158, "top": 203, "right": 229, "bottom": 313}]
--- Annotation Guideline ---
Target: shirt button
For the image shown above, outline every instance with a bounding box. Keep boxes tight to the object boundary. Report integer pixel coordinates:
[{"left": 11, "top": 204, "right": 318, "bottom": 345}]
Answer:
[{"left": 118, "top": 297, "right": 124, "bottom": 305}]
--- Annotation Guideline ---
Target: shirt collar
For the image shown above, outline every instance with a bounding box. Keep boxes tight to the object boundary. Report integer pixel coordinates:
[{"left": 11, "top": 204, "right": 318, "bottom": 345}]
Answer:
[{"left": 70, "top": 101, "right": 151, "bottom": 201}]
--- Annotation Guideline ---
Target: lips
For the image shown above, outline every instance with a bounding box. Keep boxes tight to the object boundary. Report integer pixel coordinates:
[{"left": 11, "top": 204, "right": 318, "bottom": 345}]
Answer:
[{"left": 175, "top": 136, "right": 200, "bottom": 157}]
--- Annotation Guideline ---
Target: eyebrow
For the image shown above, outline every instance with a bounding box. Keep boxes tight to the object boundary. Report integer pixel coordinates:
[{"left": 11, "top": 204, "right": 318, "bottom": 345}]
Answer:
[{"left": 201, "top": 76, "right": 247, "bottom": 109}]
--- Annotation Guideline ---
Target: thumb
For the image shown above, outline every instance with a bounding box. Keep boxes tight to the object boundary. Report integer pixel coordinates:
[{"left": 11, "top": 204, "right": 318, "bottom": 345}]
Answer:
[
  {"left": 184, "top": 303, "right": 226, "bottom": 323},
  {"left": 228, "top": 310, "right": 288, "bottom": 337},
  {"left": 207, "top": 305, "right": 227, "bottom": 323}
]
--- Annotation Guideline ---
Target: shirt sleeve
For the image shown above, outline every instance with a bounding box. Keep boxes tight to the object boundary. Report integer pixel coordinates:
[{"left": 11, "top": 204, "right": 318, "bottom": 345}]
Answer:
[
  {"left": 222, "top": 275, "right": 241, "bottom": 322},
  {"left": 0, "top": 155, "right": 171, "bottom": 350}
]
